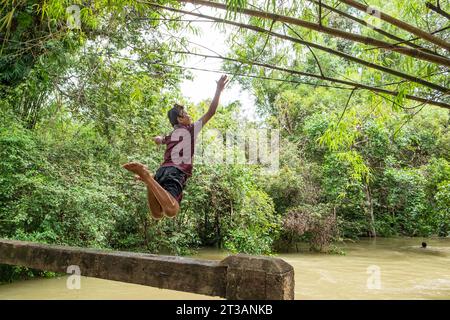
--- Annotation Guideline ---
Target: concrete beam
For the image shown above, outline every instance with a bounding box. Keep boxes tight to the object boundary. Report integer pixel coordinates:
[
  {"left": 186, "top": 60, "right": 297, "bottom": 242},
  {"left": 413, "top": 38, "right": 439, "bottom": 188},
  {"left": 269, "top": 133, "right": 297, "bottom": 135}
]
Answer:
[{"left": 0, "top": 239, "right": 294, "bottom": 300}]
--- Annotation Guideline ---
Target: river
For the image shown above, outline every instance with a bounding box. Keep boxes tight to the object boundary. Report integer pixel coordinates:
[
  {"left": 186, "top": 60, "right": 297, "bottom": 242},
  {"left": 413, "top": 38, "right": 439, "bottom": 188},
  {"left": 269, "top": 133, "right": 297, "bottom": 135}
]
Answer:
[{"left": 1, "top": 238, "right": 449, "bottom": 299}]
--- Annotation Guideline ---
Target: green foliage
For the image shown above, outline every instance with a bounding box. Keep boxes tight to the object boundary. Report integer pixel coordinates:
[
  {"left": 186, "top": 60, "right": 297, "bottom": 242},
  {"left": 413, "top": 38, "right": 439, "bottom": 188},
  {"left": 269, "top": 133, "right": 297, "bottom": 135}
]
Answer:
[
  {"left": 224, "top": 189, "right": 280, "bottom": 255},
  {"left": 435, "top": 182, "right": 450, "bottom": 236},
  {"left": 381, "top": 167, "right": 428, "bottom": 235},
  {"left": 227, "top": 0, "right": 450, "bottom": 242},
  {"left": 280, "top": 203, "right": 339, "bottom": 252},
  {"left": 263, "top": 166, "right": 304, "bottom": 212},
  {"left": 0, "top": 121, "right": 117, "bottom": 246},
  {"left": 0, "top": 264, "right": 57, "bottom": 285}
]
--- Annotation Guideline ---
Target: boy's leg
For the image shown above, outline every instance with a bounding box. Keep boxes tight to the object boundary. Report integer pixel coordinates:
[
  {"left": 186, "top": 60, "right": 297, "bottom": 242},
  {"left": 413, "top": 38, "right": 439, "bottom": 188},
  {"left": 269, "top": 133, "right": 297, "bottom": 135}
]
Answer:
[
  {"left": 146, "top": 186, "right": 165, "bottom": 219},
  {"left": 124, "top": 162, "right": 180, "bottom": 217},
  {"left": 134, "top": 175, "right": 164, "bottom": 220}
]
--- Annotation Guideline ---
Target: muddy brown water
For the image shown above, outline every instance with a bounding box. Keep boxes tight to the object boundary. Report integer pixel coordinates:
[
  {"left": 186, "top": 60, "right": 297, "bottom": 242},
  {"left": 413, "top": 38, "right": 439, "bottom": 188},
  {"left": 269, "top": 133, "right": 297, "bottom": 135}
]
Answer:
[{"left": 1, "top": 238, "right": 449, "bottom": 299}]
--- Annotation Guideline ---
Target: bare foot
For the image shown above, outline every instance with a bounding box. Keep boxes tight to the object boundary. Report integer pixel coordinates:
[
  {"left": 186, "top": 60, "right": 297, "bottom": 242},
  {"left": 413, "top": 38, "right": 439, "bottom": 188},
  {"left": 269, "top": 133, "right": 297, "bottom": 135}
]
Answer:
[{"left": 122, "top": 162, "right": 152, "bottom": 181}]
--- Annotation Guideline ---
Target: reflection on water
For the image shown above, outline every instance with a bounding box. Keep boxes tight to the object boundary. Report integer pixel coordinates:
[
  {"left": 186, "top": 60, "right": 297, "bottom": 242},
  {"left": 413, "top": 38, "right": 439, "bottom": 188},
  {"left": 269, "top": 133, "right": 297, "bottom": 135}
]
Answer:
[{"left": 0, "top": 238, "right": 449, "bottom": 300}]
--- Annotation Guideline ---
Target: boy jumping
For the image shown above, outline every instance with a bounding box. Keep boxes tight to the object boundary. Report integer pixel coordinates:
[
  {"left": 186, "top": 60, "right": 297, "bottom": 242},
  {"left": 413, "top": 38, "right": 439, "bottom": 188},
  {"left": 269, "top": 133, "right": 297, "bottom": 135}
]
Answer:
[{"left": 123, "top": 75, "right": 229, "bottom": 219}]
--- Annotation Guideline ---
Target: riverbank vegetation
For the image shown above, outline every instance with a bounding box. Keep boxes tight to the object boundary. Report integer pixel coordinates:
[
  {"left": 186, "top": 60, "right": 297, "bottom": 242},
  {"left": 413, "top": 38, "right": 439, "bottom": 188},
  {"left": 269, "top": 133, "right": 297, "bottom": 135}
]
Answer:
[{"left": 1, "top": 0, "right": 449, "bottom": 283}]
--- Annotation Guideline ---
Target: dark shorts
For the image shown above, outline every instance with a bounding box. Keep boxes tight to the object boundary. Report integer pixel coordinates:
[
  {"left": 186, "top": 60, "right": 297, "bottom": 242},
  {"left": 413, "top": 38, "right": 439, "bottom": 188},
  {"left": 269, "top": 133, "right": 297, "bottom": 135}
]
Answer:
[{"left": 154, "top": 166, "right": 187, "bottom": 203}]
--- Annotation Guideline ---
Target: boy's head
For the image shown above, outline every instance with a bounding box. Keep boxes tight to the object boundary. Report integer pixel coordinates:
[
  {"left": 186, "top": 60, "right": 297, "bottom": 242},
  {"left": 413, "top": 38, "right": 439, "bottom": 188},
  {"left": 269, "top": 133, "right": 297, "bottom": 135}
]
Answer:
[{"left": 168, "top": 103, "right": 192, "bottom": 127}]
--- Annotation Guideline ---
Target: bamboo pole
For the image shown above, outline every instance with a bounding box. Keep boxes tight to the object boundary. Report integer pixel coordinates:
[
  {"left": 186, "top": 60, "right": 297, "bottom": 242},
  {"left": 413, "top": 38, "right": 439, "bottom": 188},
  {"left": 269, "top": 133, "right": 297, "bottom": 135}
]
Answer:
[
  {"left": 146, "top": 3, "right": 449, "bottom": 94},
  {"left": 307, "top": 0, "right": 442, "bottom": 57},
  {"left": 163, "top": 50, "right": 450, "bottom": 109},
  {"left": 174, "top": 0, "right": 450, "bottom": 67},
  {"left": 336, "top": 0, "right": 450, "bottom": 51},
  {"left": 426, "top": 2, "right": 450, "bottom": 20}
]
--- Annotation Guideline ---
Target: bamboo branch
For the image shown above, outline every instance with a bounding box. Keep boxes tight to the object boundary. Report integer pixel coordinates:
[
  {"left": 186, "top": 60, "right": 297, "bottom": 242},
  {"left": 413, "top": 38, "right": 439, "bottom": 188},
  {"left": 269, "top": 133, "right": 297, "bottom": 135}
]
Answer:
[
  {"left": 145, "top": 2, "right": 449, "bottom": 94},
  {"left": 165, "top": 50, "right": 450, "bottom": 109},
  {"left": 173, "top": 0, "right": 450, "bottom": 66},
  {"left": 319, "top": 0, "right": 323, "bottom": 26},
  {"left": 426, "top": 2, "right": 450, "bottom": 20},
  {"left": 104, "top": 49, "right": 350, "bottom": 89},
  {"left": 365, "top": 25, "right": 450, "bottom": 53},
  {"left": 283, "top": 23, "right": 325, "bottom": 77},
  {"left": 307, "top": 0, "right": 442, "bottom": 57},
  {"left": 253, "top": 19, "right": 276, "bottom": 62},
  {"left": 336, "top": 0, "right": 450, "bottom": 51},
  {"left": 337, "top": 87, "right": 357, "bottom": 126}
]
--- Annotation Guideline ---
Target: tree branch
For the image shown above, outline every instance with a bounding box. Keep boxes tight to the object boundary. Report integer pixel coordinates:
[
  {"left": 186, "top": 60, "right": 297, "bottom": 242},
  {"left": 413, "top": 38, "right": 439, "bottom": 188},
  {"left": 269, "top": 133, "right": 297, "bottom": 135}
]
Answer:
[
  {"left": 146, "top": 3, "right": 450, "bottom": 94},
  {"left": 319, "top": 0, "right": 323, "bottom": 26},
  {"left": 163, "top": 50, "right": 450, "bottom": 109},
  {"left": 426, "top": 2, "right": 450, "bottom": 20},
  {"left": 337, "top": 88, "right": 357, "bottom": 126},
  {"left": 336, "top": 0, "right": 450, "bottom": 51},
  {"left": 283, "top": 23, "right": 325, "bottom": 77},
  {"left": 307, "top": 0, "right": 443, "bottom": 57},
  {"left": 171, "top": 0, "right": 450, "bottom": 65},
  {"left": 253, "top": 19, "right": 276, "bottom": 62}
]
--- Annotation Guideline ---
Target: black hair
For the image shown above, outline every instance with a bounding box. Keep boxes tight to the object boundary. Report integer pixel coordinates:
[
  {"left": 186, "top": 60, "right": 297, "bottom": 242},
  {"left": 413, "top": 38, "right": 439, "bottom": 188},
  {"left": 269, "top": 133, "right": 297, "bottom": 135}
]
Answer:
[{"left": 168, "top": 104, "right": 184, "bottom": 127}]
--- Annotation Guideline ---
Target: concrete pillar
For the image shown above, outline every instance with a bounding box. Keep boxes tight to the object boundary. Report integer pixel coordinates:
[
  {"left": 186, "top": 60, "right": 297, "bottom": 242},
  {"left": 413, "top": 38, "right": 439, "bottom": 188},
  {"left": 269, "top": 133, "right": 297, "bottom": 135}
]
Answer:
[{"left": 220, "top": 254, "right": 295, "bottom": 300}]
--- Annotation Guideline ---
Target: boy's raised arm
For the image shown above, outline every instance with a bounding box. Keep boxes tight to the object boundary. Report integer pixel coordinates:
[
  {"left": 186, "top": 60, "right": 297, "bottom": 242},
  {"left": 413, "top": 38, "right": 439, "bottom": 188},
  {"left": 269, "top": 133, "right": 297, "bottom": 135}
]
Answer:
[{"left": 198, "top": 75, "right": 229, "bottom": 126}]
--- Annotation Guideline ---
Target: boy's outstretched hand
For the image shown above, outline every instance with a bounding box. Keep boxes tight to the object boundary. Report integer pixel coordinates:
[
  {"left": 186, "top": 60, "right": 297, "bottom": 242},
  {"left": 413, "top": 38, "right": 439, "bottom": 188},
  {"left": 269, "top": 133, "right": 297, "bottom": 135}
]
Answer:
[
  {"left": 216, "top": 75, "right": 230, "bottom": 92},
  {"left": 198, "top": 75, "right": 229, "bottom": 126},
  {"left": 153, "top": 136, "right": 163, "bottom": 145}
]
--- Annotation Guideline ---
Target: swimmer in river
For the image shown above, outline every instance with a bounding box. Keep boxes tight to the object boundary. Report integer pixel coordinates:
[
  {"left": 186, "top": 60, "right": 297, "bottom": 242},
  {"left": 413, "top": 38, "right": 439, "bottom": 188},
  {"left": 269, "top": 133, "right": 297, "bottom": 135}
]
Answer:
[{"left": 421, "top": 242, "right": 427, "bottom": 248}]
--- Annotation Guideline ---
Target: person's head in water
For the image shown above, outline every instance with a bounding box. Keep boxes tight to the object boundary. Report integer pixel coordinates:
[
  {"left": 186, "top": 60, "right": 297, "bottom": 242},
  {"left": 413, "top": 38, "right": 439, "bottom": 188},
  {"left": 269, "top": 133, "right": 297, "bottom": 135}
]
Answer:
[
  {"left": 168, "top": 104, "right": 192, "bottom": 127},
  {"left": 422, "top": 242, "right": 427, "bottom": 248}
]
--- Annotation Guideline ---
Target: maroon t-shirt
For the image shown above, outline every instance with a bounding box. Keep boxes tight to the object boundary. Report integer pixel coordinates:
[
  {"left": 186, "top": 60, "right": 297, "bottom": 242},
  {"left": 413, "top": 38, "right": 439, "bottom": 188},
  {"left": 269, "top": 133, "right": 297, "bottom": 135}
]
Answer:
[{"left": 160, "top": 121, "right": 201, "bottom": 177}]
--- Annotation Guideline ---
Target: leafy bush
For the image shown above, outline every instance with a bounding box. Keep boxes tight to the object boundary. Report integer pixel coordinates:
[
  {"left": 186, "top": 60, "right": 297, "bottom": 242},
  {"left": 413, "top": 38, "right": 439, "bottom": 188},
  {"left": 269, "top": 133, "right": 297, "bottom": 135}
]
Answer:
[
  {"left": 434, "top": 182, "right": 450, "bottom": 236},
  {"left": 380, "top": 165, "right": 440, "bottom": 236},
  {"left": 224, "top": 189, "right": 280, "bottom": 255},
  {"left": 281, "top": 204, "right": 339, "bottom": 252}
]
